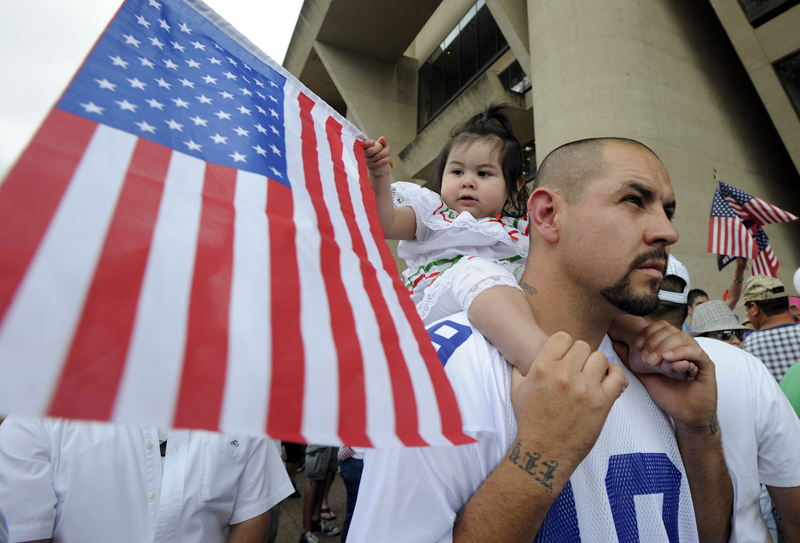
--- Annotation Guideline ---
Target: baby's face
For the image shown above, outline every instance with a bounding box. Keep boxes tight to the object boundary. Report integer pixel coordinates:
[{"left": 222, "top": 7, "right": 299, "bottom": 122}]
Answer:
[{"left": 440, "top": 139, "right": 508, "bottom": 219}]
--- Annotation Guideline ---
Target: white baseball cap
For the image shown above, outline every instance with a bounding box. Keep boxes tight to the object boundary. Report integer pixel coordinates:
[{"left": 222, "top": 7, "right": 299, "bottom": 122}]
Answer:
[{"left": 658, "top": 255, "right": 691, "bottom": 304}]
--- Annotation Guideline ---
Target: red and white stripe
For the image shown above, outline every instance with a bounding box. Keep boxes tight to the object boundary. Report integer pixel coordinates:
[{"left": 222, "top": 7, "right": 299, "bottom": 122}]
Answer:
[
  {"left": 707, "top": 216, "right": 756, "bottom": 259},
  {"left": 0, "top": 99, "right": 471, "bottom": 448},
  {"left": 753, "top": 245, "right": 779, "bottom": 278},
  {"left": 724, "top": 195, "right": 798, "bottom": 226}
]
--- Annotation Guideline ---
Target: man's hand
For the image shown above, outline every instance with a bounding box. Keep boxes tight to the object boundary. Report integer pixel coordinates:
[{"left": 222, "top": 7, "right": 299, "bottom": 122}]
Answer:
[
  {"left": 510, "top": 332, "right": 628, "bottom": 468},
  {"left": 614, "top": 321, "right": 716, "bottom": 432},
  {"left": 614, "top": 323, "right": 733, "bottom": 543},
  {"left": 455, "top": 333, "right": 627, "bottom": 543}
]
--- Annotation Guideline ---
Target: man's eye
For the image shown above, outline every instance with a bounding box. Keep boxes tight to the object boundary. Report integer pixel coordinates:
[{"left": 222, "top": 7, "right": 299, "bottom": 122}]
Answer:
[{"left": 622, "top": 196, "right": 641, "bottom": 206}]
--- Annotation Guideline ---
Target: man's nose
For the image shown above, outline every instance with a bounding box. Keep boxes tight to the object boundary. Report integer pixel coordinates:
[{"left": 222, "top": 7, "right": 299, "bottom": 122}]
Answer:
[{"left": 647, "top": 210, "right": 679, "bottom": 247}]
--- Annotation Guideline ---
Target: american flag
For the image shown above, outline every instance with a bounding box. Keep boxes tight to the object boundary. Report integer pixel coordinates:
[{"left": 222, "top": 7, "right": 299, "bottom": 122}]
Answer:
[
  {"left": 708, "top": 187, "right": 758, "bottom": 260},
  {"left": 0, "top": 0, "right": 472, "bottom": 448},
  {"left": 708, "top": 180, "right": 797, "bottom": 278}
]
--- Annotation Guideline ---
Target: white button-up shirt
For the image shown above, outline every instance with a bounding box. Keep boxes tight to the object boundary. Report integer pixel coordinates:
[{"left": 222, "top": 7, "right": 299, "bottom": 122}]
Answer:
[{"left": 0, "top": 416, "right": 292, "bottom": 543}]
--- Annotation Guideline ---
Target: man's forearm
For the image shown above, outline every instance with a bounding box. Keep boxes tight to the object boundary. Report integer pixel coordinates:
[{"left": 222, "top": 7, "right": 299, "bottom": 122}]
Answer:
[
  {"left": 676, "top": 417, "right": 733, "bottom": 543},
  {"left": 767, "top": 485, "right": 800, "bottom": 543},
  {"left": 453, "top": 437, "right": 575, "bottom": 543},
  {"left": 226, "top": 511, "right": 270, "bottom": 543}
]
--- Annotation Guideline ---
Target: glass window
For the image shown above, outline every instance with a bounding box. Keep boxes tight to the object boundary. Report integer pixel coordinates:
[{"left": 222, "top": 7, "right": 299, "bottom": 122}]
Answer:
[
  {"left": 428, "top": 48, "right": 445, "bottom": 126},
  {"left": 499, "top": 60, "right": 531, "bottom": 94},
  {"left": 417, "top": 0, "right": 509, "bottom": 130},
  {"left": 444, "top": 28, "right": 460, "bottom": 99},
  {"left": 417, "top": 63, "right": 432, "bottom": 129},
  {"left": 459, "top": 5, "right": 479, "bottom": 86},
  {"left": 774, "top": 49, "right": 800, "bottom": 120},
  {"left": 477, "top": 0, "right": 498, "bottom": 68},
  {"left": 737, "top": 0, "right": 800, "bottom": 26}
]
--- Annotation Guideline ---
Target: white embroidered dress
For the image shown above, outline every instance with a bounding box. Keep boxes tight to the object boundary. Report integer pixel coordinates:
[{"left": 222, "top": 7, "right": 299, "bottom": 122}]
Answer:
[{"left": 393, "top": 182, "right": 529, "bottom": 325}]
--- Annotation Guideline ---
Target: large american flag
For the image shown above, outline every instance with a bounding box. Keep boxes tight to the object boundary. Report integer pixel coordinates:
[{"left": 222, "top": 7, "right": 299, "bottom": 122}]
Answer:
[
  {"left": 708, "top": 180, "right": 797, "bottom": 278},
  {"left": 0, "top": 0, "right": 471, "bottom": 448}
]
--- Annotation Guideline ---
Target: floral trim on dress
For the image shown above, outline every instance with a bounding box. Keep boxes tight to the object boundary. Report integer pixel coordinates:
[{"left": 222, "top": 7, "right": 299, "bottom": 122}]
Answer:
[{"left": 391, "top": 182, "right": 528, "bottom": 256}]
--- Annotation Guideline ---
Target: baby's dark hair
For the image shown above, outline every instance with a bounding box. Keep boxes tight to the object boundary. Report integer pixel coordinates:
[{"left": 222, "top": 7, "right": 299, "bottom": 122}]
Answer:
[{"left": 429, "top": 104, "right": 528, "bottom": 217}]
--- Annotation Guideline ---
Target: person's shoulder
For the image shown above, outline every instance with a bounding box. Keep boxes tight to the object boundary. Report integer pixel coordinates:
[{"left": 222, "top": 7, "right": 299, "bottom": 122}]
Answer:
[
  {"left": 426, "top": 312, "right": 503, "bottom": 375},
  {"left": 425, "top": 312, "right": 508, "bottom": 436},
  {"left": 696, "top": 337, "right": 764, "bottom": 372},
  {"left": 391, "top": 181, "right": 441, "bottom": 209}
]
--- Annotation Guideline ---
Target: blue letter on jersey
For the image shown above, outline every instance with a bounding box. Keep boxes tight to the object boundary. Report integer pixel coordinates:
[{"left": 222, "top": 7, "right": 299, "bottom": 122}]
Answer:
[
  {"left": 534, "top": 481, "right": 581, "bottom": 543},
  {"left": 426, "top": 320, "right": 472, "bottom": 366},
  {"left": 605, "top": 453, "right": 682, "bottom": 543}
]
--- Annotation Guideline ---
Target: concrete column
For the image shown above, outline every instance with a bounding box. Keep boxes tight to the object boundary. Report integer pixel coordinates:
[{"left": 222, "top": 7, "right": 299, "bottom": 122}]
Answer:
[
  {"left": 527, "top": 0, "right": 800, "bottom": 299},
  {"left": 313, "top": 41, "right": 418, "bottom": 182},
  {"left": 313, "top": 41, "right": 419, "bottom": 274}
]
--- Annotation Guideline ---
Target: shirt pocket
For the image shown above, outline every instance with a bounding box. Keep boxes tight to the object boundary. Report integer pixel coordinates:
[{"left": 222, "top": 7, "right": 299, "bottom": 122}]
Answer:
[{"left": 199, "top": 432, "right": 251, "bottom": 508}]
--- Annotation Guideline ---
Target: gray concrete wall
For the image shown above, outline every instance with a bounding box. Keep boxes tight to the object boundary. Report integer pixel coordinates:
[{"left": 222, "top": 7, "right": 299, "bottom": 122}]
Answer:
[{"left": 527, "top": 0, "right": 800, "bottom": 300}]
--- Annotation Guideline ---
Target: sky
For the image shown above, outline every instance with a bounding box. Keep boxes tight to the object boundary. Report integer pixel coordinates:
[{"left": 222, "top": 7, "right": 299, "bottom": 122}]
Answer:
[{"left": 0, "top": 0, "right": 304, "bottom": 178}]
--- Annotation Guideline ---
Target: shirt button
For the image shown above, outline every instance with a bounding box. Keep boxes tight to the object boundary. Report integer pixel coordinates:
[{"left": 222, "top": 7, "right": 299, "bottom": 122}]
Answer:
[
  {"left": 148, "top": 491, "right": 156, "bottom": 500},
  {"left": 145, "top": 442, "right": 153, "bottom": 450}
]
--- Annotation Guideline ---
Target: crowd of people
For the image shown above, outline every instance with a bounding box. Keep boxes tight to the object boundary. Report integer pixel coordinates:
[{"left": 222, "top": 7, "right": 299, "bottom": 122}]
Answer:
[{"left": 1, "top": 105, "right": 800, "bottom": 543}]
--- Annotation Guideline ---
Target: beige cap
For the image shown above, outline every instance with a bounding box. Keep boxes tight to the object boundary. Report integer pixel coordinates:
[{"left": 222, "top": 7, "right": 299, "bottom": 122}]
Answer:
[
  {"left": 738, "top": 275, "right": 788, "bottom": 307},
  {"left": 691, "top": 300, "right": 751, "bottom": 337}
]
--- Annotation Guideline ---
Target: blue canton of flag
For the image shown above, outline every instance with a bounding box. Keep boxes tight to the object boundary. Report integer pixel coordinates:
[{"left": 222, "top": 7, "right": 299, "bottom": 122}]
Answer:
[
  {"left": 708, "top": 184, "right": 757, "bottom": 263},
  {"left": 58, "top": 0, "right": 289, "bottom": 184},
  {"left": 710, "top": 189, "right": 736, "bottom": 219}
]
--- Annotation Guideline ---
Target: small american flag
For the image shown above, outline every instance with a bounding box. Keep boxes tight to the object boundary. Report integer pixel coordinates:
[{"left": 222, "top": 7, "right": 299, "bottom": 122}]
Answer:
[
  {"left": 0, "top": 0, "right": 471, "bottom": 448},
  {"left": 708, "top": 187, "right": 758, "bottom": 260},
  {"left": 708, "top": 180, "right": 797, "bottom": 278}
]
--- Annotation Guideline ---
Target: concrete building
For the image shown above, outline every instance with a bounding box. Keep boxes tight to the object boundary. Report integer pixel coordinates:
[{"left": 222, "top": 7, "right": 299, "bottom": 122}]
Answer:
[{"left": 283, "top": 0, "right": 800, "bottom": 301}]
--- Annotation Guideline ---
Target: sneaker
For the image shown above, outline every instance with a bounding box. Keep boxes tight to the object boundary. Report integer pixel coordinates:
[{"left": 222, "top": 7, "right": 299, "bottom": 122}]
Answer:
[
  {"left": 299, "top": 531, "right": 319, "bottom": 543},
  {"left": 311, "top": 520, "right": 341, "bottom": 537},
  {"left": 288, "top": 481, "right": 301, "bottom": 499}
]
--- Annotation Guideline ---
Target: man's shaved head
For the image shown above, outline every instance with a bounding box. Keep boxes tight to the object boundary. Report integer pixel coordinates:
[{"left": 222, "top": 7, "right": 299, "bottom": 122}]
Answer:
[{"left": 533, "top": 138, "right": 661, "bottom": 203}]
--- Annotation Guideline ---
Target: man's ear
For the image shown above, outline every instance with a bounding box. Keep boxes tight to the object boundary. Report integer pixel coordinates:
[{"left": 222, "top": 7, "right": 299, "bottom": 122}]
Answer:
[{"left": 528, "top": 188, "right": 560, "bottom": 244}]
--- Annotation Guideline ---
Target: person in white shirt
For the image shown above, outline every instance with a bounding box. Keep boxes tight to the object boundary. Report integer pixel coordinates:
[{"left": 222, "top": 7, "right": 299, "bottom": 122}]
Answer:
[
  {"left": 648, "top": 262, "right": 800, "bottom": 542},
  {"left": 0, "top": 416, "right": 293, "bottom": 543},
  {"left": 348, "top": 137, "right": 733, "bottom": 542}
]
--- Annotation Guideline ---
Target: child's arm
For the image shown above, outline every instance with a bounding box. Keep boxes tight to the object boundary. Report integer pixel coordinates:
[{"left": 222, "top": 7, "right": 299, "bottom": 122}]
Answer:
[
  {"left": 610, "top": 315, "right": 698, "bottom": 380},
  {"left": 363, "top": 137, "right": 416, "bottom": 240},
  {"left": 468, "top": 286, "right": 548, "bottom": 376}
]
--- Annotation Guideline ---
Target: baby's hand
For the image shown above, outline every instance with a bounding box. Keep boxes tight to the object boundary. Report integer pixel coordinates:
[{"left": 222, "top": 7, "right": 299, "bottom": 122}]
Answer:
[
  {"left": 621, "top": 321, "right": 699, "bottom": 381},
  {"left": 627, "top": 357, "right": 699, "bottom": 380},
  {"left": 363, "top": 137, "right": 393, "bottom": 179}
]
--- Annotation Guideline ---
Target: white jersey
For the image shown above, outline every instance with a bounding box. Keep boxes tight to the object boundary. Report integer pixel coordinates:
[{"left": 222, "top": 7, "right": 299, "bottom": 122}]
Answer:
[
  {"left": 349, "top": 312, "right": 700, "bottom": 543},
  {"left": 699, "top": 338, "right": 800, "bottom": 543}
]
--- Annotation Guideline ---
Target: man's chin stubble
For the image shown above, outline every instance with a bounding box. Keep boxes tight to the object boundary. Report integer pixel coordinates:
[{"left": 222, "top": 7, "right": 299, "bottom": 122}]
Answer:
[{"left": 600, "top": 277, "right": 660, "bottom": 317}]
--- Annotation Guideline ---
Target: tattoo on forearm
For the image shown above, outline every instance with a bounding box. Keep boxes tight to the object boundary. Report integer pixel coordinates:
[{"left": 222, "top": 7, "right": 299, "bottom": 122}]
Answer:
[
  {"left": 521, "top": 282, "right": 537, "bottom": 295},
  {"left": 508, "top": 439, "right": 558, "bottom": 492},
  {"left": 709, "top": 415, "right": 719, "bottom": 435}
]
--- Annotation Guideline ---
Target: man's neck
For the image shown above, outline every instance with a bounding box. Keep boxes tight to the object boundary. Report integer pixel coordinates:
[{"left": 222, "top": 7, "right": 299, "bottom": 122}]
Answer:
[
  {"left": 760, "top": 312, "right": 797, "bottom": 330},
  {"left": 520, "top": 266, "right": 616, "bottom": 351}
]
